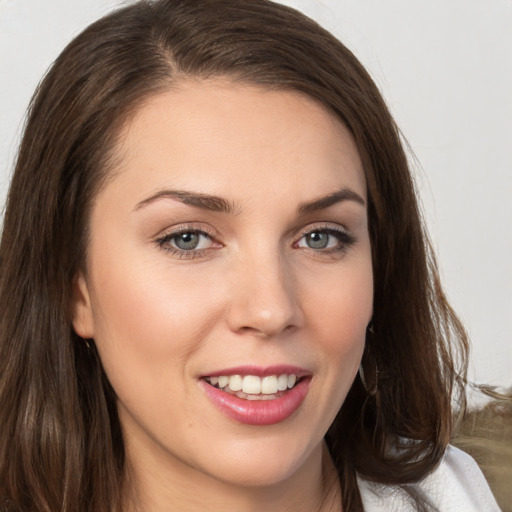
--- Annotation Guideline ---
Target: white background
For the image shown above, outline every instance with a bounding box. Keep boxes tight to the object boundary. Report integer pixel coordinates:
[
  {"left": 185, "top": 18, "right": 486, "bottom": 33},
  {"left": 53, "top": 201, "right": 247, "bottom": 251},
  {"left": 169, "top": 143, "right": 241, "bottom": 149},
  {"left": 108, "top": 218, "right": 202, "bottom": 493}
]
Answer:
[{"left": 1, "top": 0, "right": 510, "bottom": 387}]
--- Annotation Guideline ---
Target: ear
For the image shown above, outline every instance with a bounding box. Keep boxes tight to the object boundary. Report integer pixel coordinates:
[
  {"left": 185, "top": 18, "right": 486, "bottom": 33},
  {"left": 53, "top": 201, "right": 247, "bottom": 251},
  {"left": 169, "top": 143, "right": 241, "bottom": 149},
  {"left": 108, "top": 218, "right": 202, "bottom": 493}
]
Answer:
[{"left": 71, "top": 271, "right": 95, "bottom": 339}]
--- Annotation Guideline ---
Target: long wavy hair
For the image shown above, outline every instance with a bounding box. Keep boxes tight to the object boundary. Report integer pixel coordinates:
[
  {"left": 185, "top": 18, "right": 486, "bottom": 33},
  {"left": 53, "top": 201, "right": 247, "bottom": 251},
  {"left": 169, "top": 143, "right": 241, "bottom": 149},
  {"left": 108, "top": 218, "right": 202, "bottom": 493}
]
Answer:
[{"left": 0, "top": 1, "right": 468, "bottom": 511}]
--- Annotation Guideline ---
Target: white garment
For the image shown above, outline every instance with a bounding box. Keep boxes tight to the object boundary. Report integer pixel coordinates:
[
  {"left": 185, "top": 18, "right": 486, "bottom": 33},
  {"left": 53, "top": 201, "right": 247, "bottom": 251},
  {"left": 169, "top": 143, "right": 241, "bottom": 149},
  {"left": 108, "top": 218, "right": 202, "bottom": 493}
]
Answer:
[{"left": 357, "top": 445, "right": 502, "bottom": 511}]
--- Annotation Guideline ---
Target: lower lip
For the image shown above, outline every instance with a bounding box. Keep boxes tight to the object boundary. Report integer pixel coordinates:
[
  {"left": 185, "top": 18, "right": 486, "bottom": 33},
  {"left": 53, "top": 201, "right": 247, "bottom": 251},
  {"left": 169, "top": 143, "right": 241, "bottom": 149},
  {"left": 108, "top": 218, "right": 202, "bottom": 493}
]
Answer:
[{"left": 200, "top": 378, "right": 311, "bottom": 425}]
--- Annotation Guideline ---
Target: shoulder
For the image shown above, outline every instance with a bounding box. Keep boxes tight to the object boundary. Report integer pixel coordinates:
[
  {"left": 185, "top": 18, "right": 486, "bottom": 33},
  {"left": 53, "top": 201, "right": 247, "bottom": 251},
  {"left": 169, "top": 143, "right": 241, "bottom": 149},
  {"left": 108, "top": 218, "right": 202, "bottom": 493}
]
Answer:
[{"left": 357, "top": 445, "right": 502, "bottom": 511}]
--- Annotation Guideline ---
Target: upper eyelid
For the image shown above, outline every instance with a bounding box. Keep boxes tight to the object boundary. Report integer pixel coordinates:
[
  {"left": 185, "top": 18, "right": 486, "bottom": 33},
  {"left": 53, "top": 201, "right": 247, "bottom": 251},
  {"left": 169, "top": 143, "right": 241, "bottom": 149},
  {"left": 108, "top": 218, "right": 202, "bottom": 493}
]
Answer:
[
  {"left": 296, "top": 222, "right": 350, "bottom": 238},
  {"left": 156, "top": 223, "right": 216, "bottom": 239}
]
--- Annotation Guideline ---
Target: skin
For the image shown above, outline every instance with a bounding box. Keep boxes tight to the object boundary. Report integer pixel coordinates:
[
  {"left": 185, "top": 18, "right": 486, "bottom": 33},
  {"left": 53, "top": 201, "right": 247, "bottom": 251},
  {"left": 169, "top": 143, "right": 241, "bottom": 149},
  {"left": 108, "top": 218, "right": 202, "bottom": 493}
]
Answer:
[{"left": 72, "top": 80, "right": 373, "bottom": 512}]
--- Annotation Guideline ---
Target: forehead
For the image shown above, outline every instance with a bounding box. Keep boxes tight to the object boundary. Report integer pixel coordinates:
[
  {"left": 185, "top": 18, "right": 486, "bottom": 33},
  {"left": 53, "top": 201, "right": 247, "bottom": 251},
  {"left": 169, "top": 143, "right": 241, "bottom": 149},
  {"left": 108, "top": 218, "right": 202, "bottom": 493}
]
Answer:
[{"left": 106, "top": 80, "right": 366, "bottom": 207}]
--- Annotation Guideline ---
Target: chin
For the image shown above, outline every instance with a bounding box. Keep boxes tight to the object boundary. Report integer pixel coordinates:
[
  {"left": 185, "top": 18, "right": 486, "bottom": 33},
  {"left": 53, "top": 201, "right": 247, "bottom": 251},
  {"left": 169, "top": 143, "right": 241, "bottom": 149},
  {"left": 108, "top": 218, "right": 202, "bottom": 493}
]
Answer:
[{"left": 196, "top": 432, "right": 322, "bottom": 489}]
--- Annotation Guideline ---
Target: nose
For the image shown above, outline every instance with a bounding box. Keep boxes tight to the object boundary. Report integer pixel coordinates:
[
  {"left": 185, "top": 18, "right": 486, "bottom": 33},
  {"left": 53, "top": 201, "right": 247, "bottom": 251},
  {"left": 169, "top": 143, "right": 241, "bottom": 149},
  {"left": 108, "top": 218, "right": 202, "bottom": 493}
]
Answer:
[{"left": 226, "top": 252, "right": 304, "bottom": 338}]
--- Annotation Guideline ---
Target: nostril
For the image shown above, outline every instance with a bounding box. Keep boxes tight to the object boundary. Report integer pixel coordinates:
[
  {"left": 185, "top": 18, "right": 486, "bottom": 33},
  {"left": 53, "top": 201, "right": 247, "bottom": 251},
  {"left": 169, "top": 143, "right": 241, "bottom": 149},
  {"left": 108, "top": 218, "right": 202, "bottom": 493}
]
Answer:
[{"left": 235, "top": 322, "right": 296, "bottom": 338}]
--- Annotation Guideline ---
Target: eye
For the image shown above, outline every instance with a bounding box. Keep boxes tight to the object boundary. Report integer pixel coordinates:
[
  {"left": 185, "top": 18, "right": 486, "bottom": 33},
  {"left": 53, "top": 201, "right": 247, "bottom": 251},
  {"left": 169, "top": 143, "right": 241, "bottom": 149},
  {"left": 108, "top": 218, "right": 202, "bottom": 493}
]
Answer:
[
  {"left": 171, "top": 231, "right": 211, "bottom": 251},
  {"left": 155, "top": 227, "right": 219, "bottom": 257},
  {"left": 298, "top": 231, "right": 336, "bottom": 250},
  {"left": 295, "top": 226, "right": 355, "bottom": 253}
]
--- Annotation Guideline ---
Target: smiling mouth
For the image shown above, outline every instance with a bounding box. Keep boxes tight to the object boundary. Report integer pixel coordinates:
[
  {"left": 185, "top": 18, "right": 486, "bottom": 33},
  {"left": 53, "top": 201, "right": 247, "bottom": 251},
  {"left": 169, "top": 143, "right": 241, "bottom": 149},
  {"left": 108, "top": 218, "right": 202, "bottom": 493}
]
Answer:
[{"left": 203, "top": 373, "right": 300, "bottom": 401}]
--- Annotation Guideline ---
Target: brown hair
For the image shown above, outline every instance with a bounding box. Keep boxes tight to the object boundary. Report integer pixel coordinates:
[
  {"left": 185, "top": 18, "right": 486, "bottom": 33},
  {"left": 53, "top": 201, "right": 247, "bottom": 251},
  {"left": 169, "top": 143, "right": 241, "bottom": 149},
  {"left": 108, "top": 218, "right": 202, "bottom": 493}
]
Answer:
[{"left": 0, "top": 1, "right": 468, "bottom": 510}]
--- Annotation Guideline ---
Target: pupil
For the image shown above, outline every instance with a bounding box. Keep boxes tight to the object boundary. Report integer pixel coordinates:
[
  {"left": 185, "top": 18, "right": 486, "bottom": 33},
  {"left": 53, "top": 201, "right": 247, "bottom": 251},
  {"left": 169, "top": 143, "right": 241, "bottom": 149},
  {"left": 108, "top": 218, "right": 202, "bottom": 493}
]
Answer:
[
  {"left": 307, "top": 232, "right": 328, "bottom": 249},
  {"left": 175, "top": 232, "right": 199, "bottom": 250}
]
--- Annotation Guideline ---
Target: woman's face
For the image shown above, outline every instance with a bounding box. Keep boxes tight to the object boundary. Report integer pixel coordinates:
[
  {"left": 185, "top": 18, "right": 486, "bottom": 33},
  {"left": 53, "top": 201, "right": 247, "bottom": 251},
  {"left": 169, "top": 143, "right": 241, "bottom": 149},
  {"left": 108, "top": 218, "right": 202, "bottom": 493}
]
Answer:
[{"left": 72, "top": 81, "right": 373, "bottom": 490}]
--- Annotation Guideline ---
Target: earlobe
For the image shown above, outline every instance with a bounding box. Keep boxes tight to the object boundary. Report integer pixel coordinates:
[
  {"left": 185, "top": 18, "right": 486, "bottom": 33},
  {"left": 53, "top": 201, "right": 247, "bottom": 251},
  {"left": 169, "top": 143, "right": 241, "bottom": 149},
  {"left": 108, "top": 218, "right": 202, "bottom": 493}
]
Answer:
[{"left": 71, "top": 272, "right": 95, "bottom": 339}]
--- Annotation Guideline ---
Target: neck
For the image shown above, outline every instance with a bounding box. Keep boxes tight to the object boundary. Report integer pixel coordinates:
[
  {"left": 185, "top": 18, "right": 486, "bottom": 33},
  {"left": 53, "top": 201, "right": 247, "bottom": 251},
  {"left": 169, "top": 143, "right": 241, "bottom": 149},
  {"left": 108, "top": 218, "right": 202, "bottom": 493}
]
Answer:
[{"left": 121, "top": 442, "right": 341, "bottom": 512}]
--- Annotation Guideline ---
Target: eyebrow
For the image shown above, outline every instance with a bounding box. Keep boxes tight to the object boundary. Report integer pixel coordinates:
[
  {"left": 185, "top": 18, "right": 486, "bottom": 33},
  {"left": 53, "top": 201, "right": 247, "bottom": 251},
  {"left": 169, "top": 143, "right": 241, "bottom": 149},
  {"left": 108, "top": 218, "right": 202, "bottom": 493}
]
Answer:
[
  {"left": 134, "top": 189, "right": 236, "bottom": 214},
  {"left": 134, "top": 186, "right": 365, "bottom": 215},
  {"left": 297, "top": 187, "right": 366, "bottom": 214}
]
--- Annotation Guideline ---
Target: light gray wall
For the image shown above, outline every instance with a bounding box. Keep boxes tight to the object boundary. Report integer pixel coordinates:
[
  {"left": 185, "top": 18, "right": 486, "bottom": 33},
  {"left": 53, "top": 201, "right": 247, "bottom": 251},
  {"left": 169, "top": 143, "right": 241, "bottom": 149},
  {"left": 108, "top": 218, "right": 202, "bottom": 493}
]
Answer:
[{"left": 1, "top": 0, "right": 510, "bottom": 386}]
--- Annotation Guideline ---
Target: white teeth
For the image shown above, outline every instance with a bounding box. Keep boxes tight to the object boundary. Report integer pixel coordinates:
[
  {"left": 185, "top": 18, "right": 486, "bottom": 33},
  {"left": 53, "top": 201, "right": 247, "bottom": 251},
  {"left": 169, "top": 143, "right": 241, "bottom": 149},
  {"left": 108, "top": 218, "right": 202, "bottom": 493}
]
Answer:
[
  {"left": 277, "top": 374, "right": 288, "bottom": 391},
  {"left": 228, "top": 374, "right": 243, "bottom": 392},
  {"left": 208, "top": 373, "right": 299, "bottom": 396},
  {"left": 218, "top": 376, "right": 229, "bottom": 388},
  {"left": 242, "top": 375, "right": 261, "bottom": 394},
  {"left": 261, "top": 375, "right": 278, "bottom": 394}
]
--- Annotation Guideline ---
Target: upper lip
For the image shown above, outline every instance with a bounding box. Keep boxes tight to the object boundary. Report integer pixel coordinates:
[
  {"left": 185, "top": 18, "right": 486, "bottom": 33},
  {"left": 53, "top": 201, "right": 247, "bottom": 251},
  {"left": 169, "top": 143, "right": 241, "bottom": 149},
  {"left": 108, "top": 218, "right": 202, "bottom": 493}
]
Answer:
[{"left": 199, "top": 364, "right": 311, "bottom": 379}]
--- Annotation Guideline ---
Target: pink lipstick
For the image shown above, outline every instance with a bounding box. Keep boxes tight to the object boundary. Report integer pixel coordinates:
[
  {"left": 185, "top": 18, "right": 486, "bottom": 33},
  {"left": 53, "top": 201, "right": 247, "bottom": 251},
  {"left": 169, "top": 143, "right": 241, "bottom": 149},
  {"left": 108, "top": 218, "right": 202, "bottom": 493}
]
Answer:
[{"left": 199, "top": 365, "right": 311, "bottom": 425}]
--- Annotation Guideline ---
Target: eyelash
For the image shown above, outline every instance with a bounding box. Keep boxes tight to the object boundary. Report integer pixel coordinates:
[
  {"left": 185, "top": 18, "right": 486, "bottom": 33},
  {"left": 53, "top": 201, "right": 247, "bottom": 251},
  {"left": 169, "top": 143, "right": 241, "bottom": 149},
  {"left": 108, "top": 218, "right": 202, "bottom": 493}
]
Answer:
[
  {"left": 154, "top": 224, "right": 356, "bottom": 259},
  {"left": 295, "top": 225, "right": 356, "bottom": 256},
  {"left": 155, "top": 224, "right": 217, "bottom": 260}
]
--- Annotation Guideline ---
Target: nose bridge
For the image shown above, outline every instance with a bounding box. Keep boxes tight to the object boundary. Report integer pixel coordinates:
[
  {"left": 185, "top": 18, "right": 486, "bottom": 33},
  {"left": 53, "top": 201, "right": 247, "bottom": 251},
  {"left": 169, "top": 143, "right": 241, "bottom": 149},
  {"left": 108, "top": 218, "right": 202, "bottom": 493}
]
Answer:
[{"left": 226, "top": 245, "right": 302, "bottom": 337}]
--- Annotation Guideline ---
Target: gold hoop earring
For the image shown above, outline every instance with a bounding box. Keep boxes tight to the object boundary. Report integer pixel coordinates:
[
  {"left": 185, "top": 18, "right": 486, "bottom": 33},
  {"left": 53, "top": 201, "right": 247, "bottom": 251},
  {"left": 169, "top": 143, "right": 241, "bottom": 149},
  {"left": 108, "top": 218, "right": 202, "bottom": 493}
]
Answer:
[
  {"left": 358, "top": 361, "right": 378, "bottom": 396},
  {"left": 359, "top": 324, "right": 378, "bottom": 396}
]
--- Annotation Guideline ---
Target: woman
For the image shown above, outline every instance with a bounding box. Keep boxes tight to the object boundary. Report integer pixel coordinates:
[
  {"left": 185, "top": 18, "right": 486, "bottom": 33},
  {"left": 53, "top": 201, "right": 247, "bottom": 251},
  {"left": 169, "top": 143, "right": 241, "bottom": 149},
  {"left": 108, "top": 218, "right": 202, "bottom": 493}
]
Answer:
[{"left": 0, "top": 1, "right": 501, "bottom": 511}]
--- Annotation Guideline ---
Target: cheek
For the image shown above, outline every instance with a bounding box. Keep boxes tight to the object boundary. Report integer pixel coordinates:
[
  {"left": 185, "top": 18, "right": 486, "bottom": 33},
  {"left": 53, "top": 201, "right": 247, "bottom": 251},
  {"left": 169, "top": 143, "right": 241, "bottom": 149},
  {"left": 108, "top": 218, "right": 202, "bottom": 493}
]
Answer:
[
  {"left": 87, "top": 252, "right": 225, "bottom": 396},
  {"left": 301, "top": 255, "right": 372, "bottom": 398},
  {"left": 87, "top": 263, "right": 233, "bottom": 445},
  {"left": 304, "top": 257, "right": 373, "bottom": 345}
]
